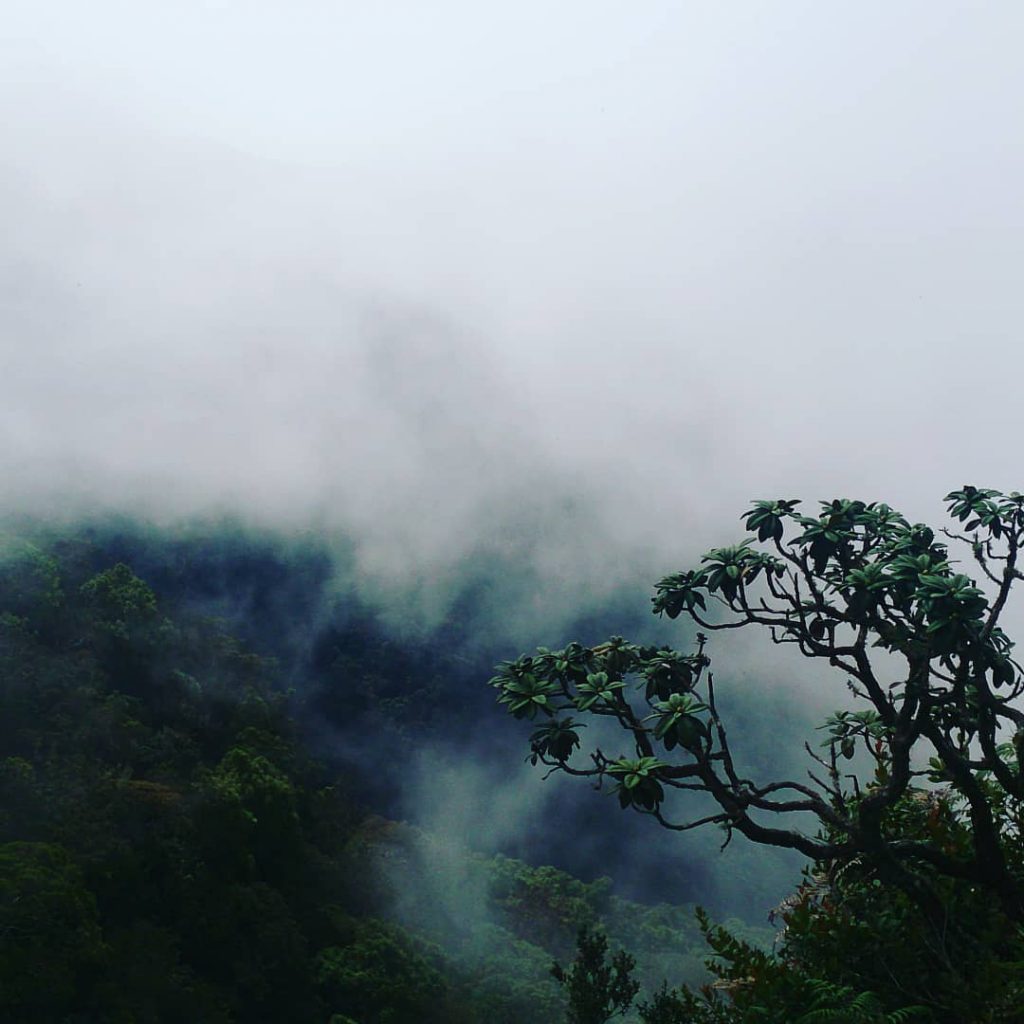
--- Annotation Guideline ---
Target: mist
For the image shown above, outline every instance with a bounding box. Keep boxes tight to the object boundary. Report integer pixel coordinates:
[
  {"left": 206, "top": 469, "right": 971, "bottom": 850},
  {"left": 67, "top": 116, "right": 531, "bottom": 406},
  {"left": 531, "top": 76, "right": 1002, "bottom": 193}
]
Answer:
[{"left": 4, "top": 1, "right": 1024, "bottom": 925}]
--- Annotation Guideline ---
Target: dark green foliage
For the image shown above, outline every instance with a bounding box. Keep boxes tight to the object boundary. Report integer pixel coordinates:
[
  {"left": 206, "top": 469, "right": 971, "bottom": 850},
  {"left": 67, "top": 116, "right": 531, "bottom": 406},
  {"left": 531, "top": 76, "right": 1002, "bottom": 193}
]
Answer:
[
  {"left": 0, "top": 542, "right": 337, "bottom": 1021},
  {"left": 0, "top": 539, "right": 411, "bottom": 1020},
  {"left": 530, "top": 716, "right": 584, "bottom": 763},
  {"left": 314, "top": 918, "right": 463, "bottom": 1024},
  {"left": 0, "top": 842, "right": 105, "bottom": 1018},
  {"left": 346, "top": 821, "right": 719, "bottom": 1021},
  {"left": 493, "top": 487, "right": 1024, "bottom": 1020},
  {"left": 26, "top": 508, "right": 1024, "bottom": 1022},
  {"left": 80, "top": 561, "right": 158, "bottom": 624},
  {"left": 0, "top": 529, "right": 719, "bottom": 1023},
  {"left": 551, "top": 927, "right": 640, "bottom": 1024},
  {"left": 660, "top": 907, "right": 932, "bottom": 1023}
]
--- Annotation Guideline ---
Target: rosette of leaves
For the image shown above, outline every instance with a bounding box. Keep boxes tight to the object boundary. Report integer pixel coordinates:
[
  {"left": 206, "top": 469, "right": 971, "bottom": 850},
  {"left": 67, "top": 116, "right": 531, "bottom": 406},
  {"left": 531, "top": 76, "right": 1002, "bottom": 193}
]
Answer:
[
  {"left": 529, "top": 718, "right": 584, "bottom": 764},
  {"left": 915, "top": 573, "right": 989, "bottom": 655},
  {"left": 640, "top": 650, "right": 695, "bottom": 702},
  {"left": 648, "top": 693, "right": 709, "bottom": 752},
  {"left": 492, "top": 662, "right": 560, "bottom": 720},
  {"left": 700, "top": 544, "right": 757, "bottom": 602},
  {"left": 947, "top": 485, "right": 1024, "bottom": 539},
  {"left": 885, "top": 523, "right": 946, "bottom": 570},
  {"left": 536, "top": 641, "right": 592, "bottom": 683},
  {"left": 574, "top": 672, "right": 626, "bottom": 712},
  {"left": 743, "top": 498, "right": 801, "bottom": 542},
  {"left": 655, "top": 547, "right": 787, "bottom": 617},
  {"left": 596, "top": 635, "right": 636, "bottom": 678},
  {"left": 886, "top": 549, "right": 949, "bottom": 585},
  {"left": 607, "top": 757, "right": 668, "bottom": 810},
  {"left": 651, "top": 570, "right": 707, "bottom": 619},
  {"left": 792, "top": 499, "right": 870, "bottom": 576},
  {"left": 842, "top": 562, "right": 889, "bottom": 622}
]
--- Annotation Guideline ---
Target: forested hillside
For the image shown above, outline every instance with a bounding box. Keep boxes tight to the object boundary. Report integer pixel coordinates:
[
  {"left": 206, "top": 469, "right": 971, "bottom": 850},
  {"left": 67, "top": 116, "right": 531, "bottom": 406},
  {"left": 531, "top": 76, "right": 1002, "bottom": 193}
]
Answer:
[
  {"left": 10, "top": 504, "right": 1022, "bottom": 1023},
  {"left": 6, "top": 2, "right": 1024, "bottom": 1020},
  {"left": 0, "top": 526, "right": 752, "bottom": 1023}
]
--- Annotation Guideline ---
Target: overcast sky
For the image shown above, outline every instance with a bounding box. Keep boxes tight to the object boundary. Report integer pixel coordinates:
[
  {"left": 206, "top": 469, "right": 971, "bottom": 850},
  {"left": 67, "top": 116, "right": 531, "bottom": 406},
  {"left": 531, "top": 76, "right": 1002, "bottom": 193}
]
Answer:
[{"left": 3, "top": 1, "right": 1024, "bottom": 593}]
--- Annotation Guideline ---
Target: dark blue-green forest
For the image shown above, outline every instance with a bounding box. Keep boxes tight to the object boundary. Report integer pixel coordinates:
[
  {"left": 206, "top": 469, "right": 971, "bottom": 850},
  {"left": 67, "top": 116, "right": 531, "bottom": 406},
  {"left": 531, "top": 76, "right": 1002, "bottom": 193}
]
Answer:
[
  {"left": 6, "top": 501, "right": 1024, "bottom": 1023},
  {"left": 0, "top": 521, "right": 777, "bottom": 1023}
]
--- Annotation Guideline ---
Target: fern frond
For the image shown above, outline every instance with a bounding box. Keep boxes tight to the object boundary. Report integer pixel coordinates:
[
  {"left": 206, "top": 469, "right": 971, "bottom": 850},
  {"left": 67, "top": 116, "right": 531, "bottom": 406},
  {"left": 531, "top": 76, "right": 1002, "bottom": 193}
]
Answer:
[{"left": 794, "top": 978, "right": 929, "bottom": 1023}]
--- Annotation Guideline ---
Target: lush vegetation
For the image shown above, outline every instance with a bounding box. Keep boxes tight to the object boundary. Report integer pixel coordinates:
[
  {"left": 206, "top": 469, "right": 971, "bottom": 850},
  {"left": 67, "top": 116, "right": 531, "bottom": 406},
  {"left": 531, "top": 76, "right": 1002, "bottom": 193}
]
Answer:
[
  {"left": 0, "top": 528, "right": 733, "bottom": 1023},
  {"left": 493, "top": 488, "right": 1024, "bottom": 1021},
  {"left": 11, "top": 488, "right": 1023, "bottom": 1022}
]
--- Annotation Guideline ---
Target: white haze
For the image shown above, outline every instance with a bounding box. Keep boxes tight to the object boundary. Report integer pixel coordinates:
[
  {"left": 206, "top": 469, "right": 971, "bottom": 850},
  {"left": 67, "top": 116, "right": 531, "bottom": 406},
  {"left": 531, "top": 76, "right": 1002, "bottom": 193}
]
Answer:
[
  {"left": 3, "top": 1, "right": 1024, "bottom": 915},
  {"left": 4, "top": 2, "right": 1023, "bottom": 580}
]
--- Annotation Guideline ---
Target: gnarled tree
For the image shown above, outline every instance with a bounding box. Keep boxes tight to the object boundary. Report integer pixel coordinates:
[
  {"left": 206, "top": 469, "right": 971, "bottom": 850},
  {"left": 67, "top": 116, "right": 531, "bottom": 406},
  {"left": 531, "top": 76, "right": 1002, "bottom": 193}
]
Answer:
[{"left": 491, "top": 487, "right": 1024, "bottom": 935}]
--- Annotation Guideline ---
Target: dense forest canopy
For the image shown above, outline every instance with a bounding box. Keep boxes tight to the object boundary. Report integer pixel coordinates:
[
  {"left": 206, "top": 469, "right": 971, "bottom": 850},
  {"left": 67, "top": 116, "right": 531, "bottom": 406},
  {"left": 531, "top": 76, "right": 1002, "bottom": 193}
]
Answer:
[
  {"left": 0, "top": 521, "right": 768, "bottom": 1023},
  {"left": 5, "top": 489, "right": 1024, "bottom": 1021}
]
